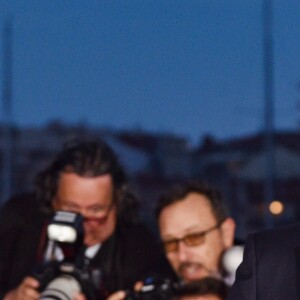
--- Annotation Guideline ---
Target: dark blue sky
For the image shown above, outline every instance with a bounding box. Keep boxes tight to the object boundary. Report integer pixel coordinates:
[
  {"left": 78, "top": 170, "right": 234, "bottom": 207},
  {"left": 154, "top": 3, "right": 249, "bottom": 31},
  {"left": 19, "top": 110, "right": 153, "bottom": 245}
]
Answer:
[{"left": 1, "top": 0, "right": 300, "bottom": 145}]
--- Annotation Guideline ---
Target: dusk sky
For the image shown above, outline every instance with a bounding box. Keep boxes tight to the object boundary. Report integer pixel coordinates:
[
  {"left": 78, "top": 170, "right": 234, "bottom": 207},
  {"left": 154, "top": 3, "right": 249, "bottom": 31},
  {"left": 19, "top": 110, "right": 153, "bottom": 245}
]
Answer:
[{"left": 1, "top": 0, "right": 300, "bottom": 145}]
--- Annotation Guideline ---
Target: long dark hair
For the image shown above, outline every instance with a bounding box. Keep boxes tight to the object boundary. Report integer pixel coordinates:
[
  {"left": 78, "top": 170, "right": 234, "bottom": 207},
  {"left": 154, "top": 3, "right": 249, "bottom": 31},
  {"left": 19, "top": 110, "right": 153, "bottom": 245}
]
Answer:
[{"left": 34, "top": 139, "right": 139, "bottom": 225}]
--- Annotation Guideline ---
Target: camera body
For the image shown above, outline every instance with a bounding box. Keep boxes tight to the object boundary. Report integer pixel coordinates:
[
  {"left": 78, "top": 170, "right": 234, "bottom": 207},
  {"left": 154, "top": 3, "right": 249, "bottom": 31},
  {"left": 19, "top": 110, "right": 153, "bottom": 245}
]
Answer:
[
  {"left": 34, "top": 211, "right": 105, "bottom": 300},
  {"left": 124, "top": 276, "right": 179, "bottom": 300}
]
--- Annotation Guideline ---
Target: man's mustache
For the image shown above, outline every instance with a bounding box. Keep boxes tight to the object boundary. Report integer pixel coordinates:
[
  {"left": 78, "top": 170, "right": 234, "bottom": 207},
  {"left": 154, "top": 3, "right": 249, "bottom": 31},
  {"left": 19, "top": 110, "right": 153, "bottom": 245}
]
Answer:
[{"left": 178, "top": 262, "right": 221, "bottom": 279}]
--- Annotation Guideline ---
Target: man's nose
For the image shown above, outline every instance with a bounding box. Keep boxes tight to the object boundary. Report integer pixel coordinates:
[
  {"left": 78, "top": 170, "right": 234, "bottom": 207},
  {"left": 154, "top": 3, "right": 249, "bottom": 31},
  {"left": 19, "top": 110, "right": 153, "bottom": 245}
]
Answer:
[
  {"left": 177, "top": 240, "right": 190, "bottom": 262},
  {"left": 72, "top": 209, "right": 91, "bottom": 221},
  {"left": 74, "top": 208, "right": 85, "bottom": 216}
]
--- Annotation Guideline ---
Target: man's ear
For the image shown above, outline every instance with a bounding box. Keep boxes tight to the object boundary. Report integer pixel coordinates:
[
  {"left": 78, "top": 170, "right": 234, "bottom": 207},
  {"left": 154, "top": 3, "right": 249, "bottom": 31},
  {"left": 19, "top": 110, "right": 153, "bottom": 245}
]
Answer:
[{"left": 220, "top": 217, "right": 236, "bottom": 248}]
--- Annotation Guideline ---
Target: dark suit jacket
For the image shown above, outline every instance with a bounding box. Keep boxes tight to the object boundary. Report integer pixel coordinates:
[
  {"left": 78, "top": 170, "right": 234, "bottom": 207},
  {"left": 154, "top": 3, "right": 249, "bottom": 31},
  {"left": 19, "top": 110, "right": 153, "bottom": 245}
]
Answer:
[
  {"left": 228, "top": 223, "right": 300, "bottom": 300},
  {"left": 0, "top": 193, "right": 176, "bottom": 299}
]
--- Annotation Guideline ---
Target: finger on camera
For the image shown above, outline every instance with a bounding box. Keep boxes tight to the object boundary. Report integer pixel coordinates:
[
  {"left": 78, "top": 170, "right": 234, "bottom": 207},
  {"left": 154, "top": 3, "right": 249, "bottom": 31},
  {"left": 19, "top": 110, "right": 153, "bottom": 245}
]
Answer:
[
  {"left": 23, "top": 277, "right": 40, "bottom": 289},
  {"left": 107, "top": 290, "right": 126, "bottom": 300},
  {"left": 74, "top": 292, "right": 86, "bottom": 300},
  {"left": 134, "top": 281, "right": 143, "bottom": 292},
  {"left": 16, "top": 277, "right": 39, "bottom": 300},
  {"left": 22, "top": 286, "right": 40, "bottom": 300}
]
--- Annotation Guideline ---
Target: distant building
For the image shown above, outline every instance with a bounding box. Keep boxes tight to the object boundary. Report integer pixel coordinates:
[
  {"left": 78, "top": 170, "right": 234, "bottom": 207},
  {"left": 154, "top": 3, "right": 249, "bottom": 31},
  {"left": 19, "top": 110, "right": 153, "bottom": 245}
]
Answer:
[
  {"left": 1, "top": 123, "right": 300, "bottom": 239},
  {"left": 193, "top": 131, "right": 300, "bottom": 238},
  {"left": 117, "top": 130, "right": 192, "bottom": 178}
]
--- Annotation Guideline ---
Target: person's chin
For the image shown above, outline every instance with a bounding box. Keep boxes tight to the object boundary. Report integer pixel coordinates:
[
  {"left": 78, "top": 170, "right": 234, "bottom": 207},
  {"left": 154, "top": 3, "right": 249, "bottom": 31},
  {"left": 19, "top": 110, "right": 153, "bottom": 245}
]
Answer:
[
  {"left": 84, "top": 232, "right": 100, "bottom": 245},
  {"left": 180, "top": 265, "right": 208, "bottom": 282}
]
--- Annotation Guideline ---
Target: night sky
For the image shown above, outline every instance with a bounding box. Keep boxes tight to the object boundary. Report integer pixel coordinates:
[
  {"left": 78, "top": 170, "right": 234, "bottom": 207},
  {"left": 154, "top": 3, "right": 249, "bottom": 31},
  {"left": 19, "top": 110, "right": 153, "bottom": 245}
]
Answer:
[{"left": 1, "top": 0, "right": 300, "bottom": 145}]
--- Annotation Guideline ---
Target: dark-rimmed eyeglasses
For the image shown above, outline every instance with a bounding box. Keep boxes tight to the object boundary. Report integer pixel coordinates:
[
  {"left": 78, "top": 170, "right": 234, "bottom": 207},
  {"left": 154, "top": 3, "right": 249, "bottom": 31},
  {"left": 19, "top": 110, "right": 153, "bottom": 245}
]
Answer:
[
  {"left": 56, "top": 199, "right": 115, "bottom": 219},
  {"left": 162, "top": 222, "right": 223, "bottom": 253}
]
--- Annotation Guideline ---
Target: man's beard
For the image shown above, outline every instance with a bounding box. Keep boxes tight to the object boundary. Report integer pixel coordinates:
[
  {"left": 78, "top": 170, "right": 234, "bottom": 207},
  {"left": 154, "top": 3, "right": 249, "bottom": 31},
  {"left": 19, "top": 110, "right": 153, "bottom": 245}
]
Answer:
[
  {"left": 83, "top": 218, "right": 104, "bottom": 245},
  {"left": 178, "top": 262, "right": 221, "bottom": 281}
]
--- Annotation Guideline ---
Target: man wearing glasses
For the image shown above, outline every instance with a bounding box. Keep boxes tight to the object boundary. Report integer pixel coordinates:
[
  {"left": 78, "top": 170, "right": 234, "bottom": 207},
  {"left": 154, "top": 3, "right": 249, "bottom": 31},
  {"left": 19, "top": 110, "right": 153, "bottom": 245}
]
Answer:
[
  {"left": 0, "top": 139, "right": 173, "bottom": 300},
  {"left": 108, "top": 180, "right": 236, "bottom": 300},
  {"left": 156, "top": 181, "right": 236, "bottom": 283}
]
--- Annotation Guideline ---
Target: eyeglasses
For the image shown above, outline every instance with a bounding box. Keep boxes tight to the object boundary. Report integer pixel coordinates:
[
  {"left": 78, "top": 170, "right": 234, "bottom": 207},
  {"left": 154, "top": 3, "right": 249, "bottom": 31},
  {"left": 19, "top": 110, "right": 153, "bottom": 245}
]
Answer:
[
  {"left": 56, "top": 200, "right": 115, "bottom": 219},
  {"left": 162, "top": 222, "right": 222, "bottom": 253}
]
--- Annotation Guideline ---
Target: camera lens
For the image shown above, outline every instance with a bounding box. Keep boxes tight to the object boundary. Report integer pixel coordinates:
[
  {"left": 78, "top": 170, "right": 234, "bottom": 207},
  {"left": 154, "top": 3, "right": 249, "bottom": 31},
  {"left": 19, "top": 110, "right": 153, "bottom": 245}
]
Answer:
[{"left": 39, "top": 274, "right": 81, "bottom": 300}]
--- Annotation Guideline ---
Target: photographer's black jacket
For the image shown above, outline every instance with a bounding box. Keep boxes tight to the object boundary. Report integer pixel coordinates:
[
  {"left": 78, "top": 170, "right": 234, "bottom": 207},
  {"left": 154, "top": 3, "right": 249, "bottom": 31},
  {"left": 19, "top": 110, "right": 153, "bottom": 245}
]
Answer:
[
  {"left": 0, "top": 193, "right": 175, "bottom": 298},
  {"left": 228, "top": 223, "right": 300, "bottom": 300}
]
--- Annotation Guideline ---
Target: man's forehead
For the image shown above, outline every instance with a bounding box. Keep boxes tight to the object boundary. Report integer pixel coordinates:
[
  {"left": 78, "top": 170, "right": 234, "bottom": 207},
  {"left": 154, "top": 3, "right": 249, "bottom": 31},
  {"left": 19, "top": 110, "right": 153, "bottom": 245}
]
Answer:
[
  {"left": 159, "top": 193, "right": 218, "bottom": 236},
  {"left": 55, "top": 172, "right": 113, "bottom": 203},
  {"left": 58, "top": 171, "right": 112, "bottom": 181},
  {"left": 57, "top": 172, "right": 113, "bottom": 188},
  {"left": 162, "top": 193, "right": 214, "bottom": 218}
]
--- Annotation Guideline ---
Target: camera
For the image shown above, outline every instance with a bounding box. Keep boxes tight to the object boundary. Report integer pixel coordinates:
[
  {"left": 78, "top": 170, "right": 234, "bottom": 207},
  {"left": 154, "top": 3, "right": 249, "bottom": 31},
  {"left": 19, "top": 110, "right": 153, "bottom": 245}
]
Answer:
[
  {"left": 34, "top": 211, "right": 105, "bottom": 300},
  {"left": 124, "top": 276, "right": 180, "bottom": 300}
]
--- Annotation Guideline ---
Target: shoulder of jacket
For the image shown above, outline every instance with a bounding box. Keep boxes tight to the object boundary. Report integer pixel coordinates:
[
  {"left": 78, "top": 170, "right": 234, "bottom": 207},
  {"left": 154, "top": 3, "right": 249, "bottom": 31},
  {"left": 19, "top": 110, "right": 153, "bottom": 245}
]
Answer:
[{"left": 0, "top": 192, "right": 43, "bottom": 224}]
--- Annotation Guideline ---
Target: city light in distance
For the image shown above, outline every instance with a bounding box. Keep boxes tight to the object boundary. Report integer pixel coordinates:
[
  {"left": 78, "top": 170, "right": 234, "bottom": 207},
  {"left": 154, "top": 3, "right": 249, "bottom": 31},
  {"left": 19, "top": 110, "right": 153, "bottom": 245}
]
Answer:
[{"left": 269, "top": 200, "right": 284, "bottom": 215}]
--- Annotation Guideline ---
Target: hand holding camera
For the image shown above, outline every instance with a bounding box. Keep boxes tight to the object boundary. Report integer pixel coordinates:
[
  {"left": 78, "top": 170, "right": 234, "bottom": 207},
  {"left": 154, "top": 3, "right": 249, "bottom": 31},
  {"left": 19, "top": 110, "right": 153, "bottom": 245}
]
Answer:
[
  {"left": 3, "top": 277, "right": 40, "bottom": 300},
  {"left": 33, "top": 211, "right": 105, "bottom": 300}
]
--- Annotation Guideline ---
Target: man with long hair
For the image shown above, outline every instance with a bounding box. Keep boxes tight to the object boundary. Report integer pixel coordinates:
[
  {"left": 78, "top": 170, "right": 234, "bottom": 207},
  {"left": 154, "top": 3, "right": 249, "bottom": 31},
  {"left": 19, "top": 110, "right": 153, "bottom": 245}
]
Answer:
[{"left": 0, "top": 139, "right": 173, "bottom": 300}]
